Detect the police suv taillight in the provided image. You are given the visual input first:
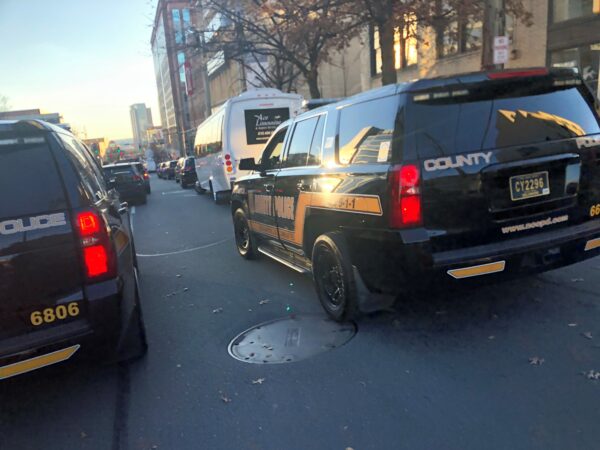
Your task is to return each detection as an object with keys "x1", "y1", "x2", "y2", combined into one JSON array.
[
  {"x1": 74, "y1": 210, "x2": 117, "y2": 282},
  {"x1": 389, "y1": 164, "x2": 422, "y2": 228}
]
